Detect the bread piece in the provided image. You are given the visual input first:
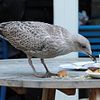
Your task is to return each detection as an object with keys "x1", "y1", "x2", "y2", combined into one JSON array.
[
  {"x1": 94, "y1": 69, "x2": 100, "y2": 73},
  {"x1": 57, "y1": 70, "x2": 68, "y2": 77},
  {"x1": 87, "y1": 67, "x2": 100, "y2": 73}
]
